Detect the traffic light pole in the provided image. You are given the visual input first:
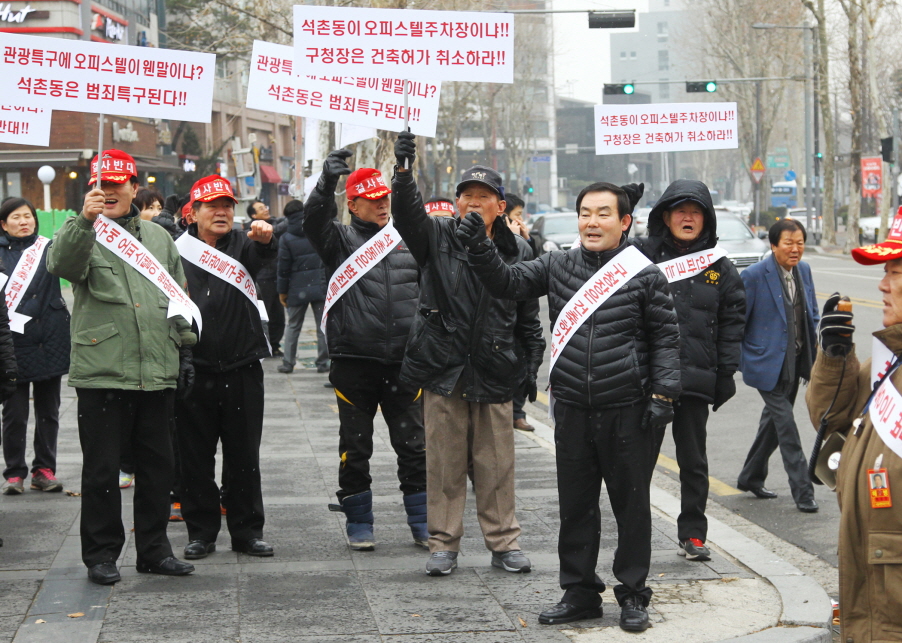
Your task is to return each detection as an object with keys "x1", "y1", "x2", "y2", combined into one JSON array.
[{"x1": 804, "y1": 25, "x2": 815, "y2": 236}]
